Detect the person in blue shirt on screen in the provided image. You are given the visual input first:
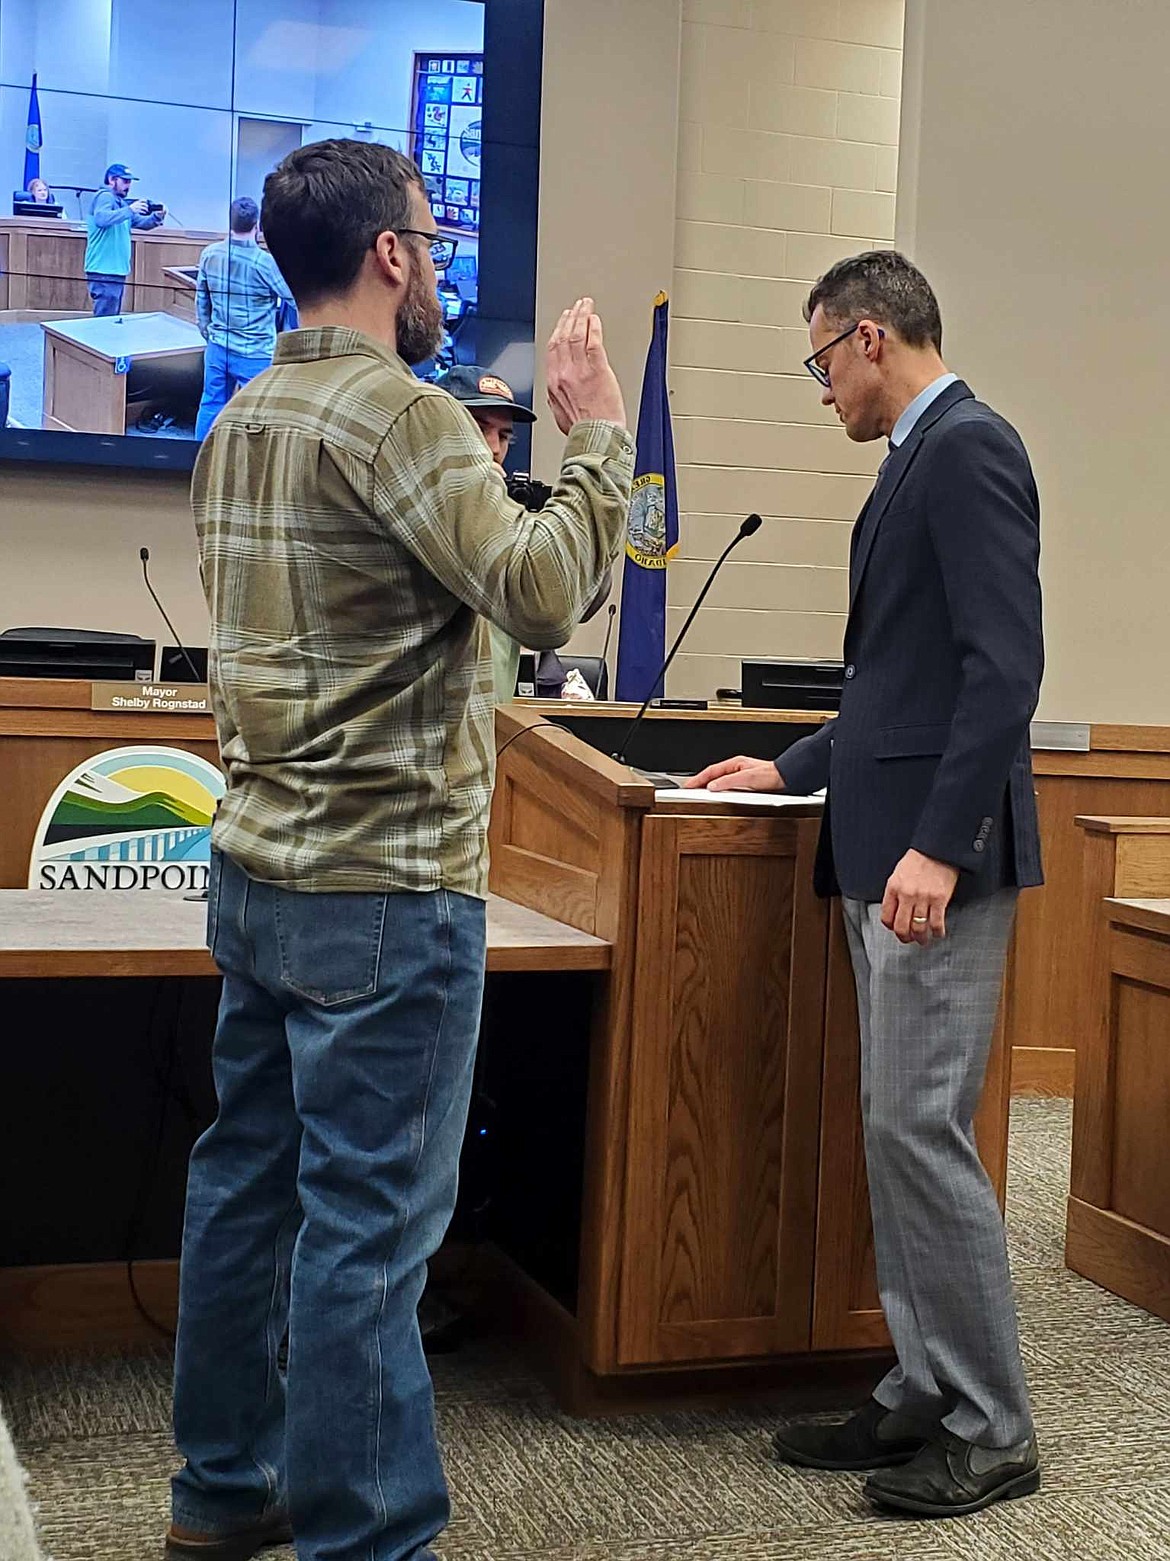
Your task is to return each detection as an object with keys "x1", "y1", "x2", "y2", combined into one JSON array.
[
  {"x1": 194, "y1": 196, "x2": 295, "y2": 441},
  {"x1": 84, "y1": 163, "x2": 166, "y2": 316}
]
